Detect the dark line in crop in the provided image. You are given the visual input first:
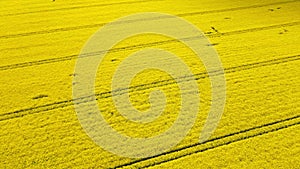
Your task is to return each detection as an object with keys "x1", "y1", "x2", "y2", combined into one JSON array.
[
  {"x1": 0, "y1": 23, "x2": 105, "y2": 39},
  {"x1": 210, "y1": 21, "x2": 300, "y2": 38},
  {"x1": 177, "y1": 0, "x2": 298, "y2": 17},
  {"x1": 142, "y1": 122, "x2": 300, "y2": 168},
  {"x1": 0, "y1": 21, "x2": 299, "y2": 72},
  {"x1": 96, "y1": 54, "x2": 300, "y2": 98},
  {"x1": 0, "y1": 0, "x2": 161, "y2": 17},
  {"x1": 0, "y1": 54, "x2": 299, "y2": 121},
  {"x1": 0, "y1": 1, "x2": 298, "y2": 39},
  {"x1": 111, "y1": 115, "x2": 300, "y2": 168}
]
